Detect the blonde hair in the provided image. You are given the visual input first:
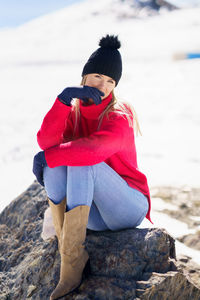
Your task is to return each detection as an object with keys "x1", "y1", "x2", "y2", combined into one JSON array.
[{"x1": 71, "y1": 75, "x2": 142, "y2": 137}]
